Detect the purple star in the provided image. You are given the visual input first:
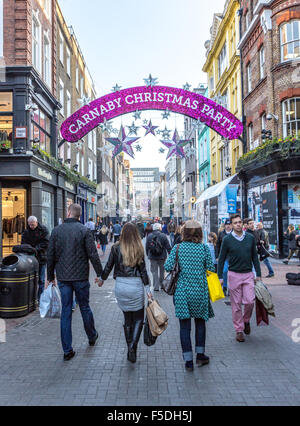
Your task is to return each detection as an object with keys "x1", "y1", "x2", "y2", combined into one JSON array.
[
  {"x1": 106, "y1": 125, "x2": 140, "y2": 159},
  {"x1": 143, "y1": 120, "x2": 159, "y2": 136},
  {"x1": 160, "y1": 130, "x2": 190, "y2": 159}
]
